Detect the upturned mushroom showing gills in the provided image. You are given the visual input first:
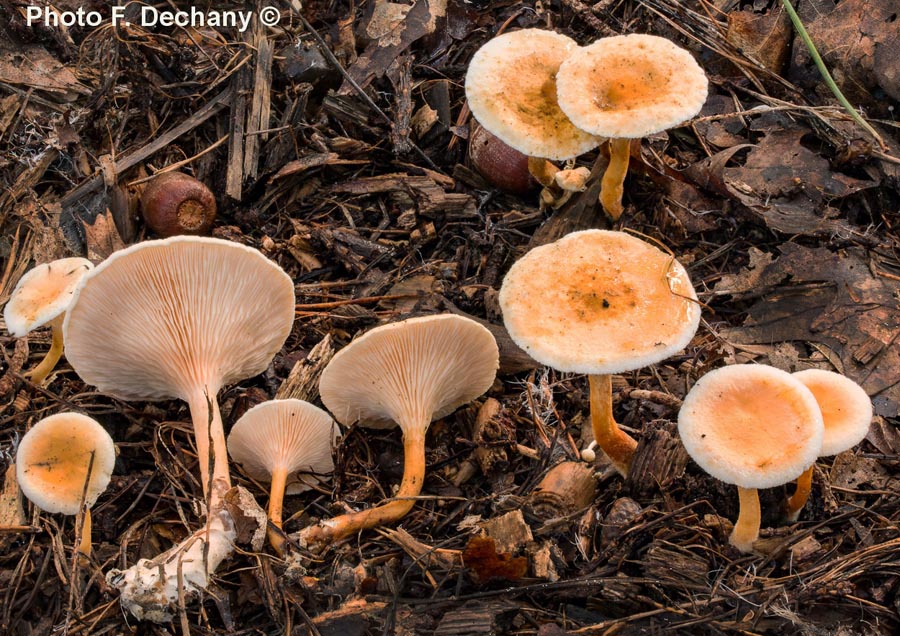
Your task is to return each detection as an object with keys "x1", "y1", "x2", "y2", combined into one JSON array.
[
  {"x1": 556, "y1": 34, "x2": 708, "y2": 220},
  {"x1": 227, "y1": 399, "x2": 340, "y2": 555},
  {"x1": 3, "y1": 257, "x2": 93, "y2": 385},
  {"x1": 302, "y1": 314, "x2": 499, "y2": 549},
  {"x1": 63, "y1": 236, "x2": 295, "y2": 621},
  {"x1": 16, "y1": 412, "x2": 115, "y2": 558},
  {"x1": 784, "y1": 369, "x2": 872, "y2": 521},
  {"x1": 465, "y1": 29, "x2": 602, "y2": 188},
  {"x1": 499, "y1": 230, "x2": 700, "y2": 476},
  {"x1": 678, "y1": 365, "x2": 824, "y2": 553}
]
